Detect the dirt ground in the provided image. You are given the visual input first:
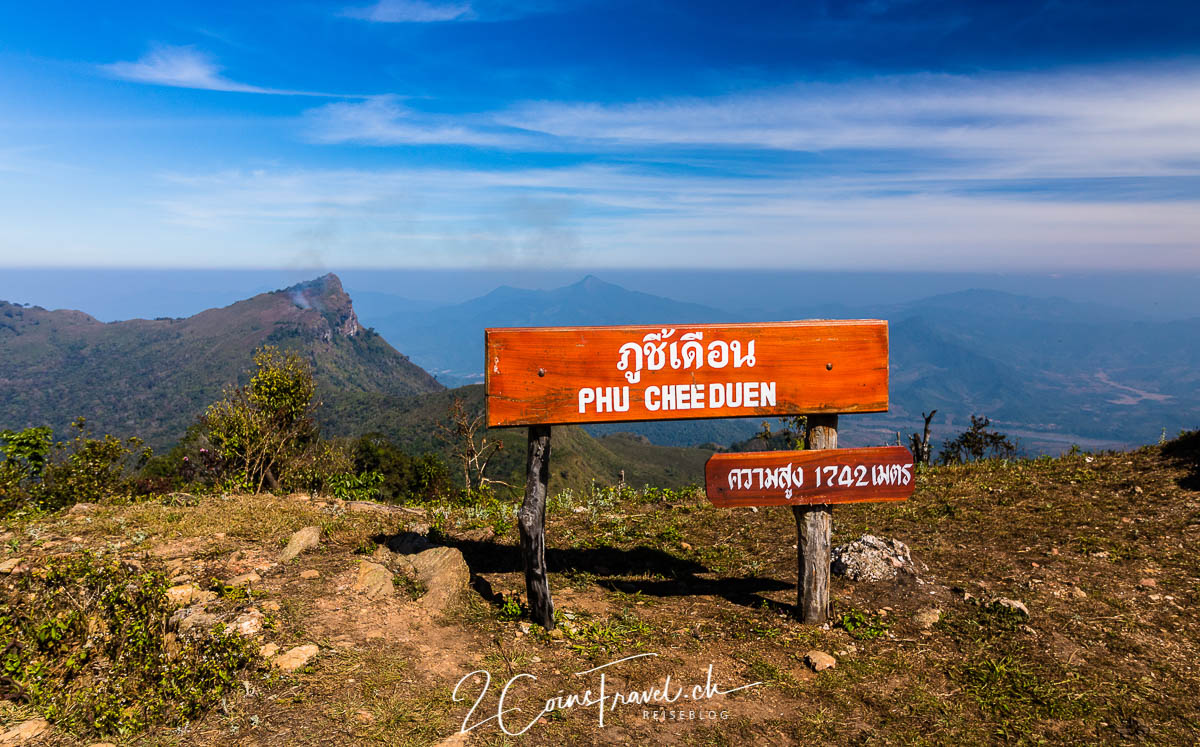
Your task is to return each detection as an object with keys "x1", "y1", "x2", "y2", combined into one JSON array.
[{"x1": 2, "y1": 434, "x2": 1199, "y2": 745}]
